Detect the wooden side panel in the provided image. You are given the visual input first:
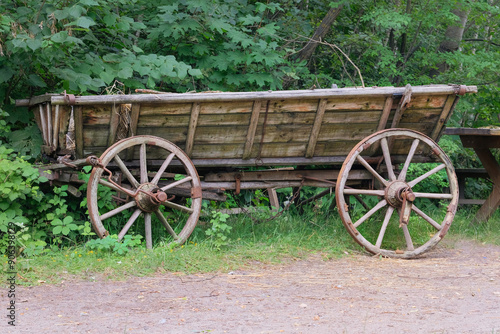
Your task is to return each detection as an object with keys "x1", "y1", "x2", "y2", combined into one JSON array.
[{"x1": 76, "y1": 92, "x2": 457, "y2": 161}]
